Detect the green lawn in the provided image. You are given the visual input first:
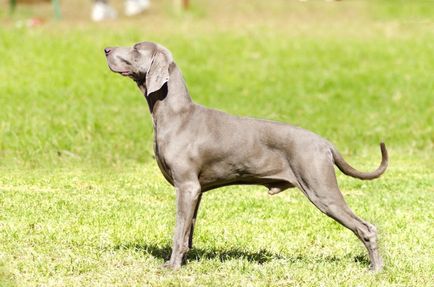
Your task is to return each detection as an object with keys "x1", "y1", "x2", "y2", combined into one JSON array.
[{"x1": 1, "y1": 1, "x2": 433, "y2": 286}]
